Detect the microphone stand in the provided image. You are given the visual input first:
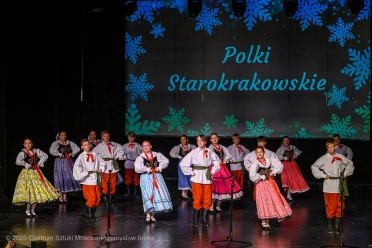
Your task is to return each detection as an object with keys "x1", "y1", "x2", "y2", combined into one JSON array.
[
  {"x1": 93, "y1": 170, "x2": 122, "y2": 247},
  {"x1": 320, "y1": 172, "x2": 360, "y2": 248},
  {"x1": 211, "y1": 173, "x2": 252, "y2": 247}
]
